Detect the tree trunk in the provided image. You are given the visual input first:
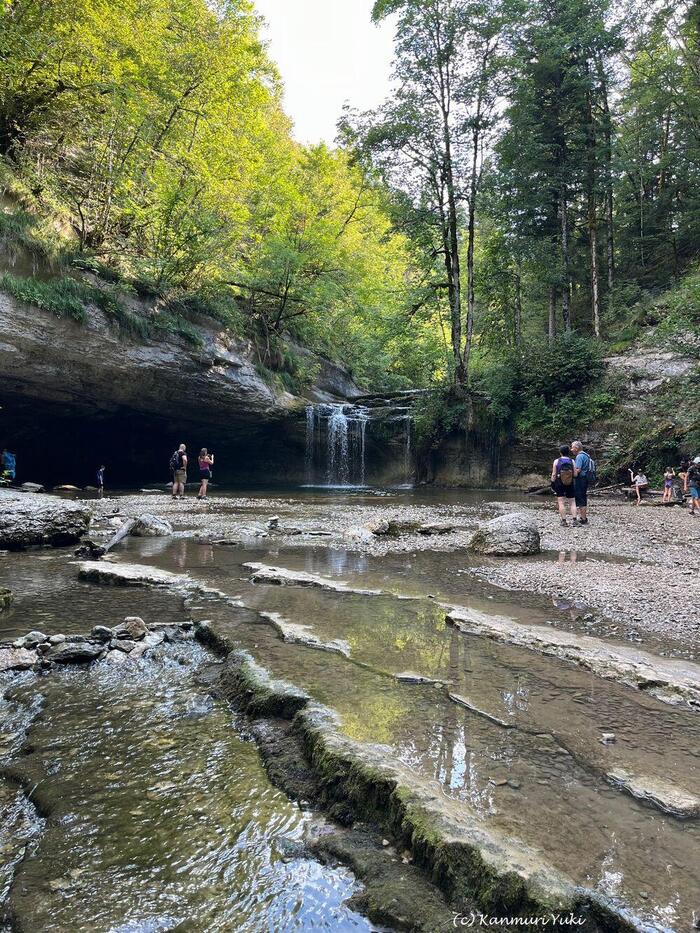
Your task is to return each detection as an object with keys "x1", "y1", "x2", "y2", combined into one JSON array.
[
  {"x1": 559, "y1": 188, "x2": 571, "y2": 331},
  {"x1": 548, "y1": 286, "x2": 557, "y2": 343},
  {"x1": 586, "y1": 78, "x2": 601, "y2": 338},
  {"x1": 596, "y1": 57, "x2": 615, "y2": 297}
]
